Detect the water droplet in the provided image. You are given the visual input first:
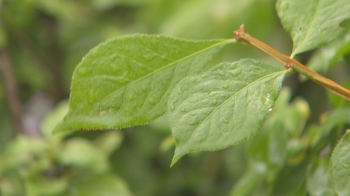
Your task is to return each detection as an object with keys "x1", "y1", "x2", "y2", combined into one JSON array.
[
  {"x1": 201, "y1": 74, "x2": 209, "y2": 79},
  {"x1": 223, "y1": 84, "x2": 229, "y2": 89},
  {"x1": 230, "y1": 69, "x2": 242, "y2": 77},
  {"x1": 188, "y1": 116, "x2": 199, "y2": 125},
  {"x1": 262, "y1": 94, "x2": 272, "y2": 104},
  {"x1": 169, "y1": 102, "x2": 175, "y2": 111},
  {"x1": 216, "y1": 69, "x2": 225, "y2": 77},
  {"x1": 230, "y1": 63, "x2": 237, "y2": 69},
  {"x1": 77, "y1": 67, "x2": 90, "y2": 76},
  {"x1": 89, "y1": 49, "x2": 99, "y2": 58},
  {"x1": 262, "y1": 94, "x2": 274, "y2": 110},
  {"x1": 223, "y1": 119, "x2": 229, "y2": 124},
  {"x1": 149, "y1": 98, "x2": 156, "y2": 105},
  {"x1": 191, "y1": 78, "x2": 198, "y2": 84},
  {"x1": 181, "y1": 108, "x2": 186, "y2": 112},
  {"x1": 212, "y1": 98, "x2": 217, "y2": 105},
  {"x1": 111, "y1": 66, "x2": 119, "y2": 73}
]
